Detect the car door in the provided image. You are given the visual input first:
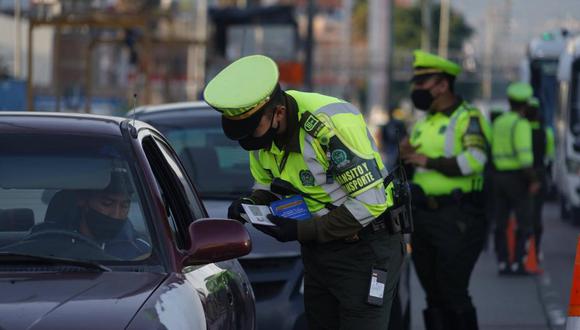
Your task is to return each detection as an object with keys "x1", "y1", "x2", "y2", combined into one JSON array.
[{"x1": 141, "y1": 131, "x2": 254, "y2": 329}]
